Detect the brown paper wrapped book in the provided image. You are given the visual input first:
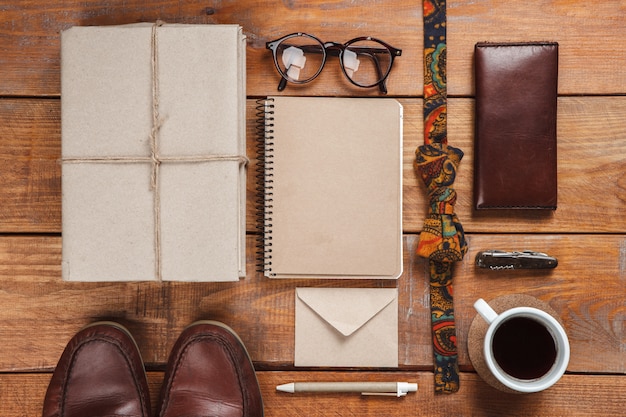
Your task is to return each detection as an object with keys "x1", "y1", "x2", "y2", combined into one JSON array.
[{"x1": 61, "y1": 23, "x2": 247, "y2": 282}]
